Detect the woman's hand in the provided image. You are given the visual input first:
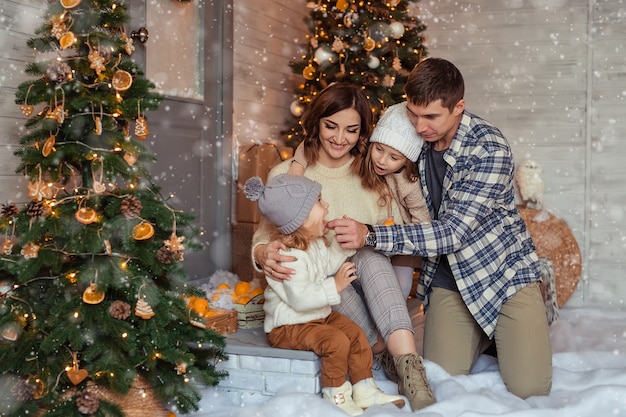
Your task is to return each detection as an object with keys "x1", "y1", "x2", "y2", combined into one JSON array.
[
  {"x1": 334, "y1": 261, "x2": 357, "y2": 292},
  {"x1": 254, "y1": 241, "x2": 296, "y2": 281}
]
